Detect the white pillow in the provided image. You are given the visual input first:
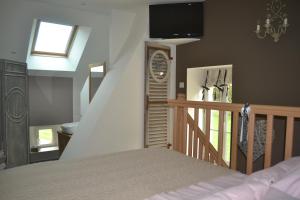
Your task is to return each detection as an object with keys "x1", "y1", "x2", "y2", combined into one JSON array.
[
  {"x1": 271, "y1": 167, "x2": 300, "y2": 198},
  {"x1": 246, "y1": 157, "x2": 300, "y2": 185},
  {"x1": 202, "y1": 181, "x2": 269, "y2": 200}
]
